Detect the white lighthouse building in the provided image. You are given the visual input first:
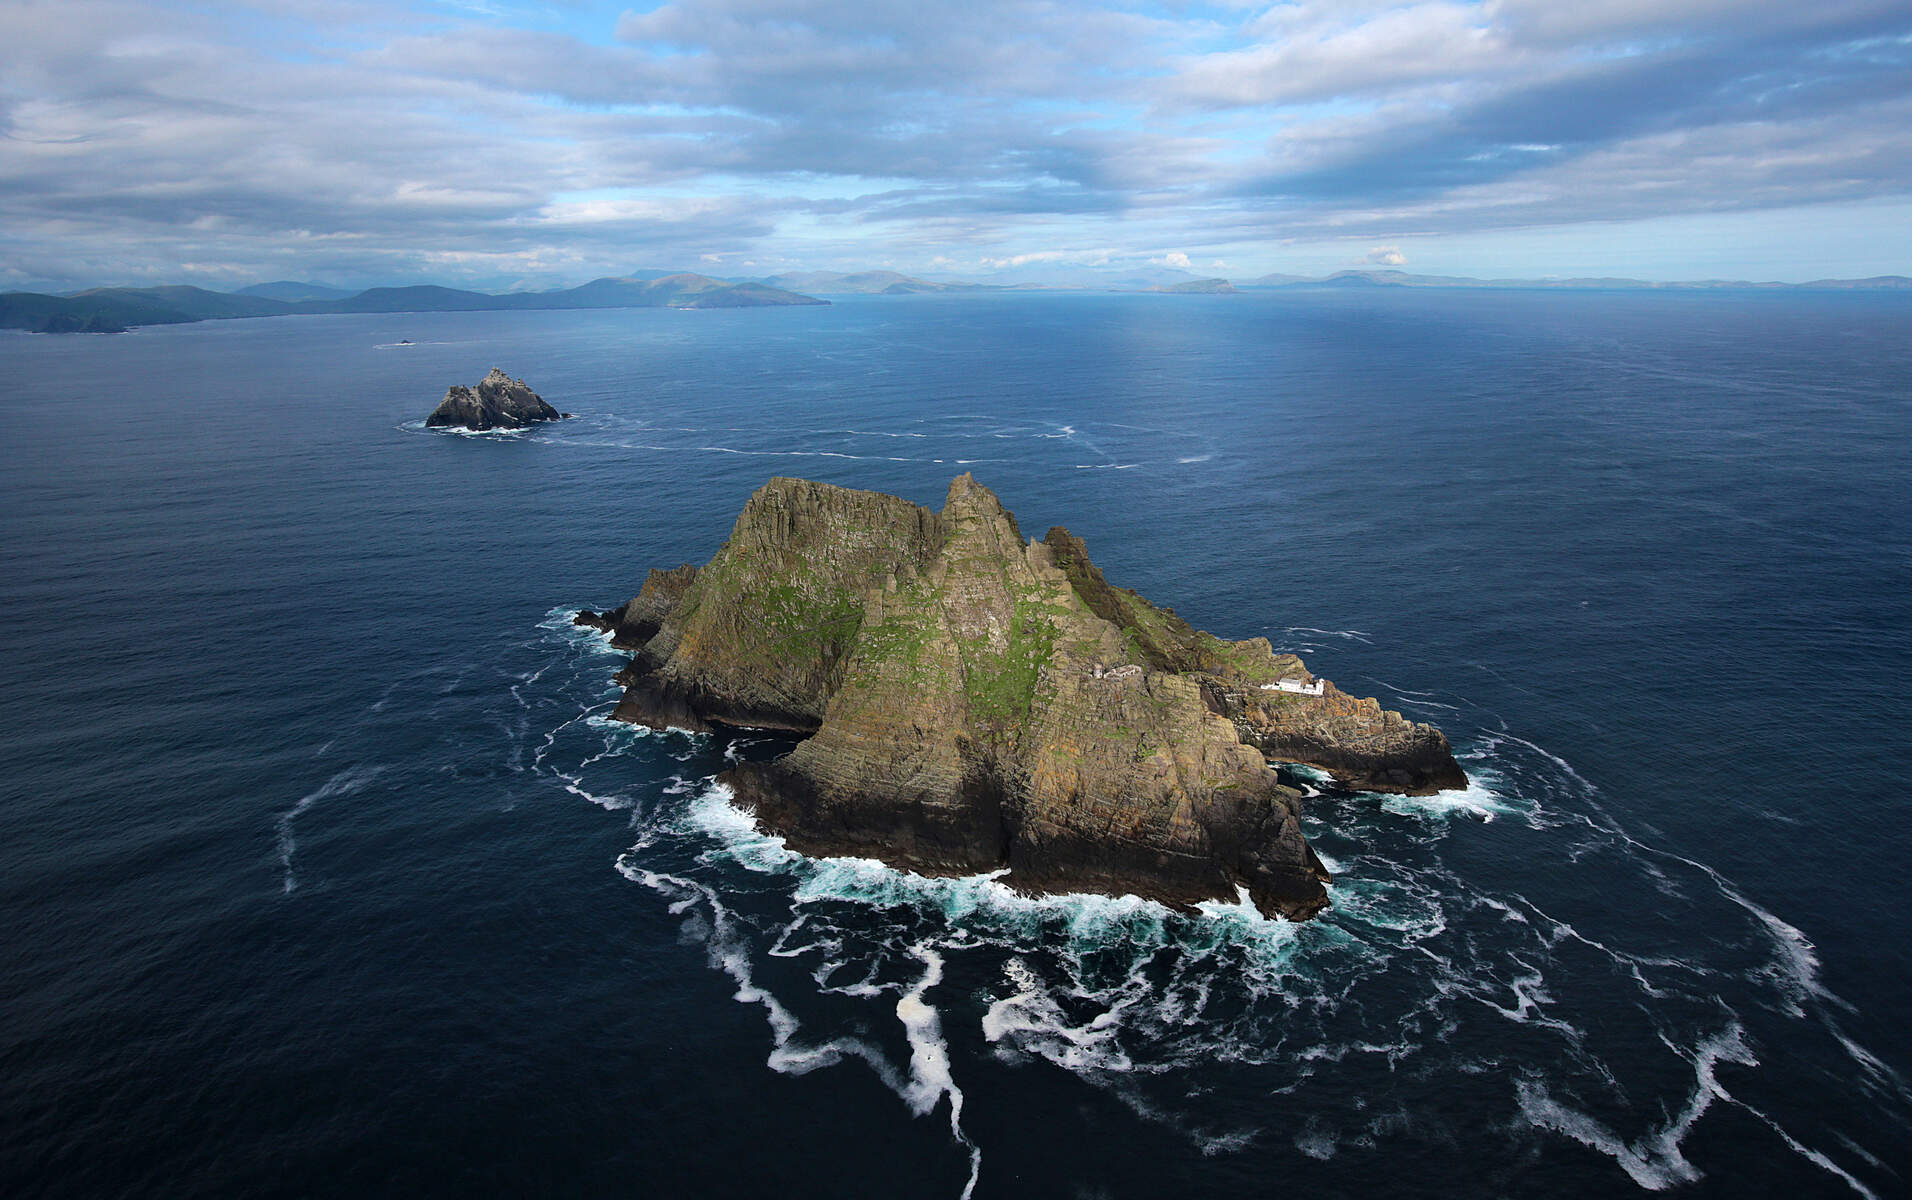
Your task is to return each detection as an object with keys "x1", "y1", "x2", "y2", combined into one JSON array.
[{"x1": 1265, "y1": 676, "x2": 1326, "y2": 696}]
